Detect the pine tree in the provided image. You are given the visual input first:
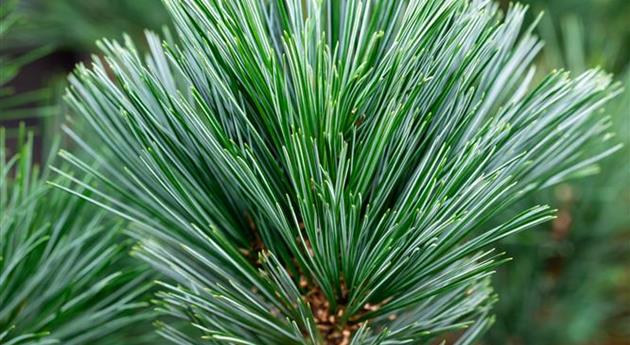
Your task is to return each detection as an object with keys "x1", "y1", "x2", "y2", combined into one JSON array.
[{"x1": 47, "y1": 0, "x2": 621, "y2": 344}]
